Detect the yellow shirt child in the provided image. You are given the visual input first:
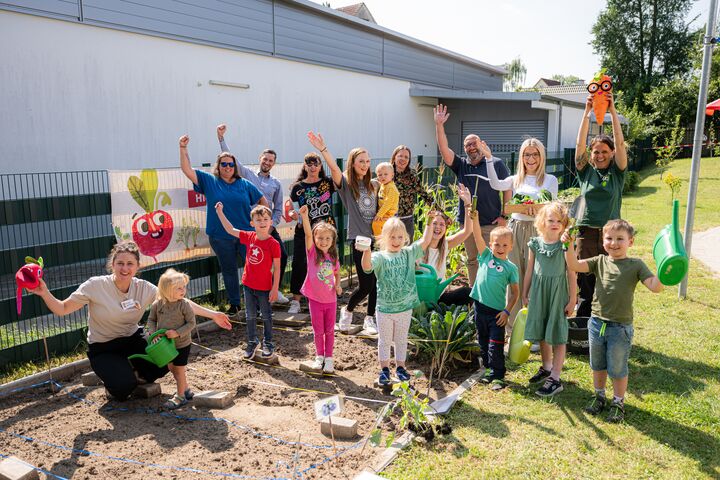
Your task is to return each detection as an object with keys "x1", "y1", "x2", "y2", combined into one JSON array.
[{"x1": 372, "y1": 162, "x2": 400, "y2": 236}]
